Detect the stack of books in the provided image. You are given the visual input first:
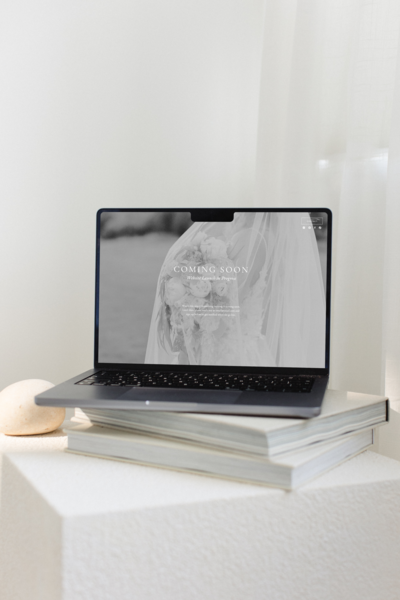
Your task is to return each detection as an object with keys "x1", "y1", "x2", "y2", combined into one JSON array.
[{"x1": 65, "y1": 390, "x2": 388, "y2": 490}]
